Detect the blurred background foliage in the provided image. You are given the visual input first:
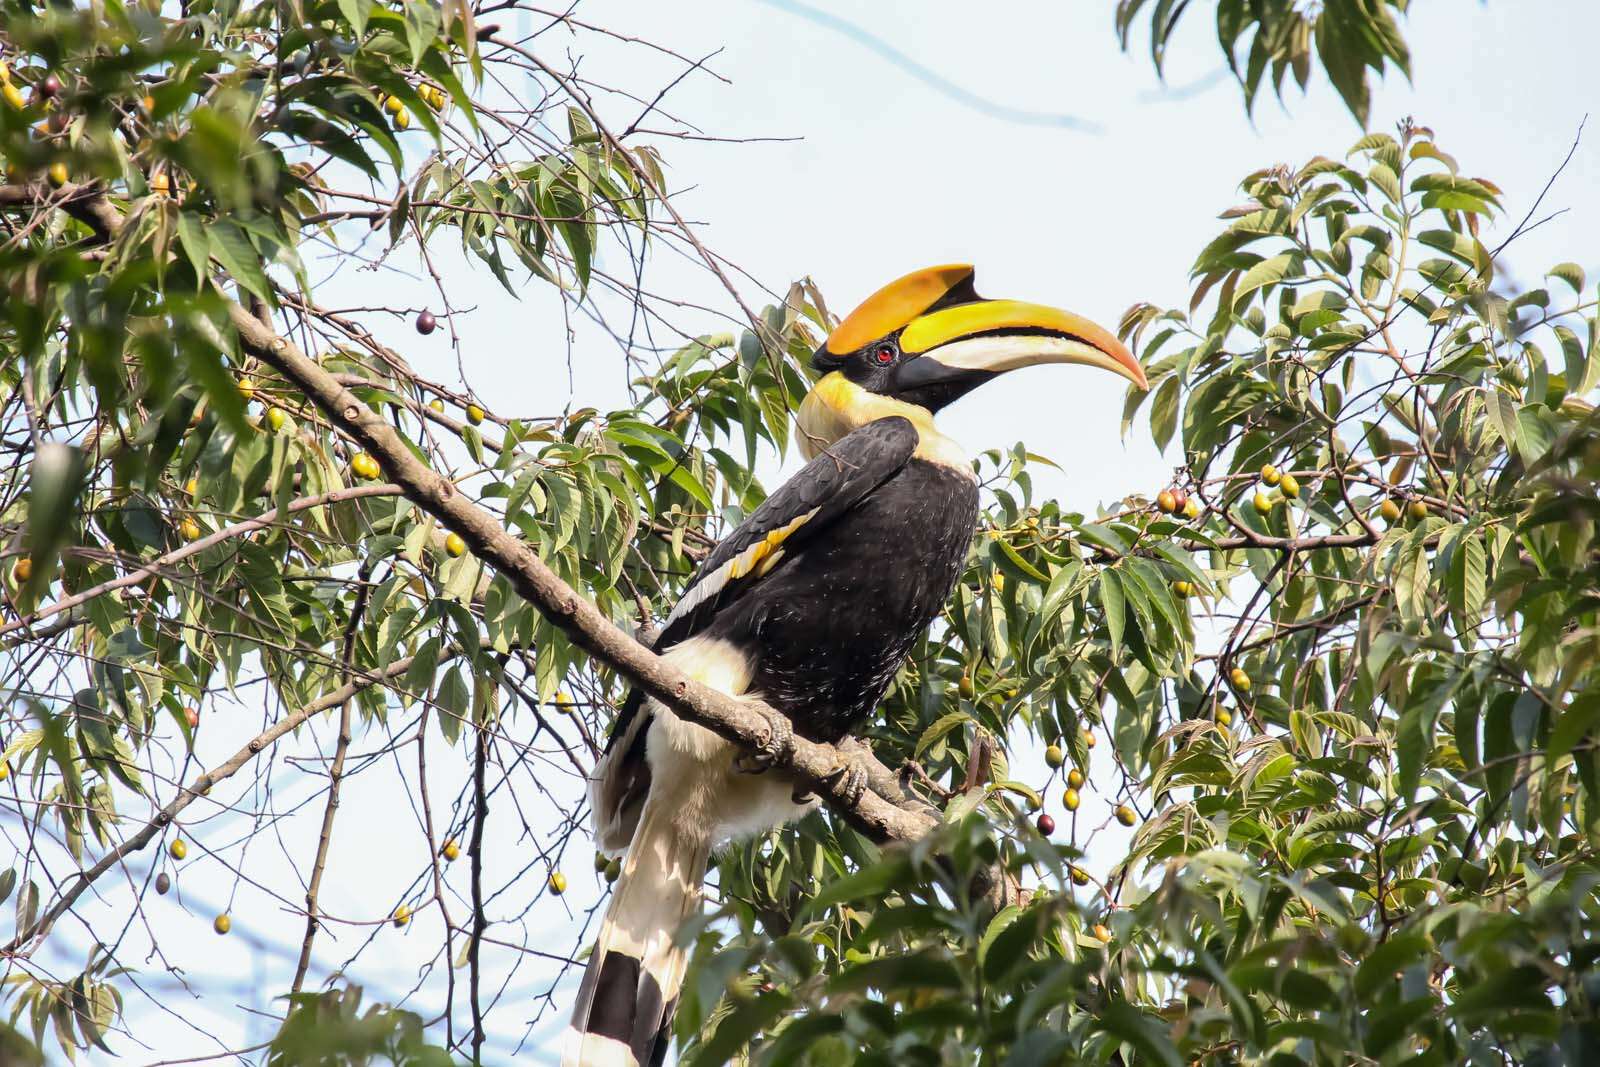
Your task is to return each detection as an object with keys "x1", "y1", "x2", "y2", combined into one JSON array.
[
  {"x1": 1, "y1": 0, "x2": 1597, "y2": 1064},
  {"x1": 1115, "y1": 0, "x2": 1415, "y2": 127}
]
